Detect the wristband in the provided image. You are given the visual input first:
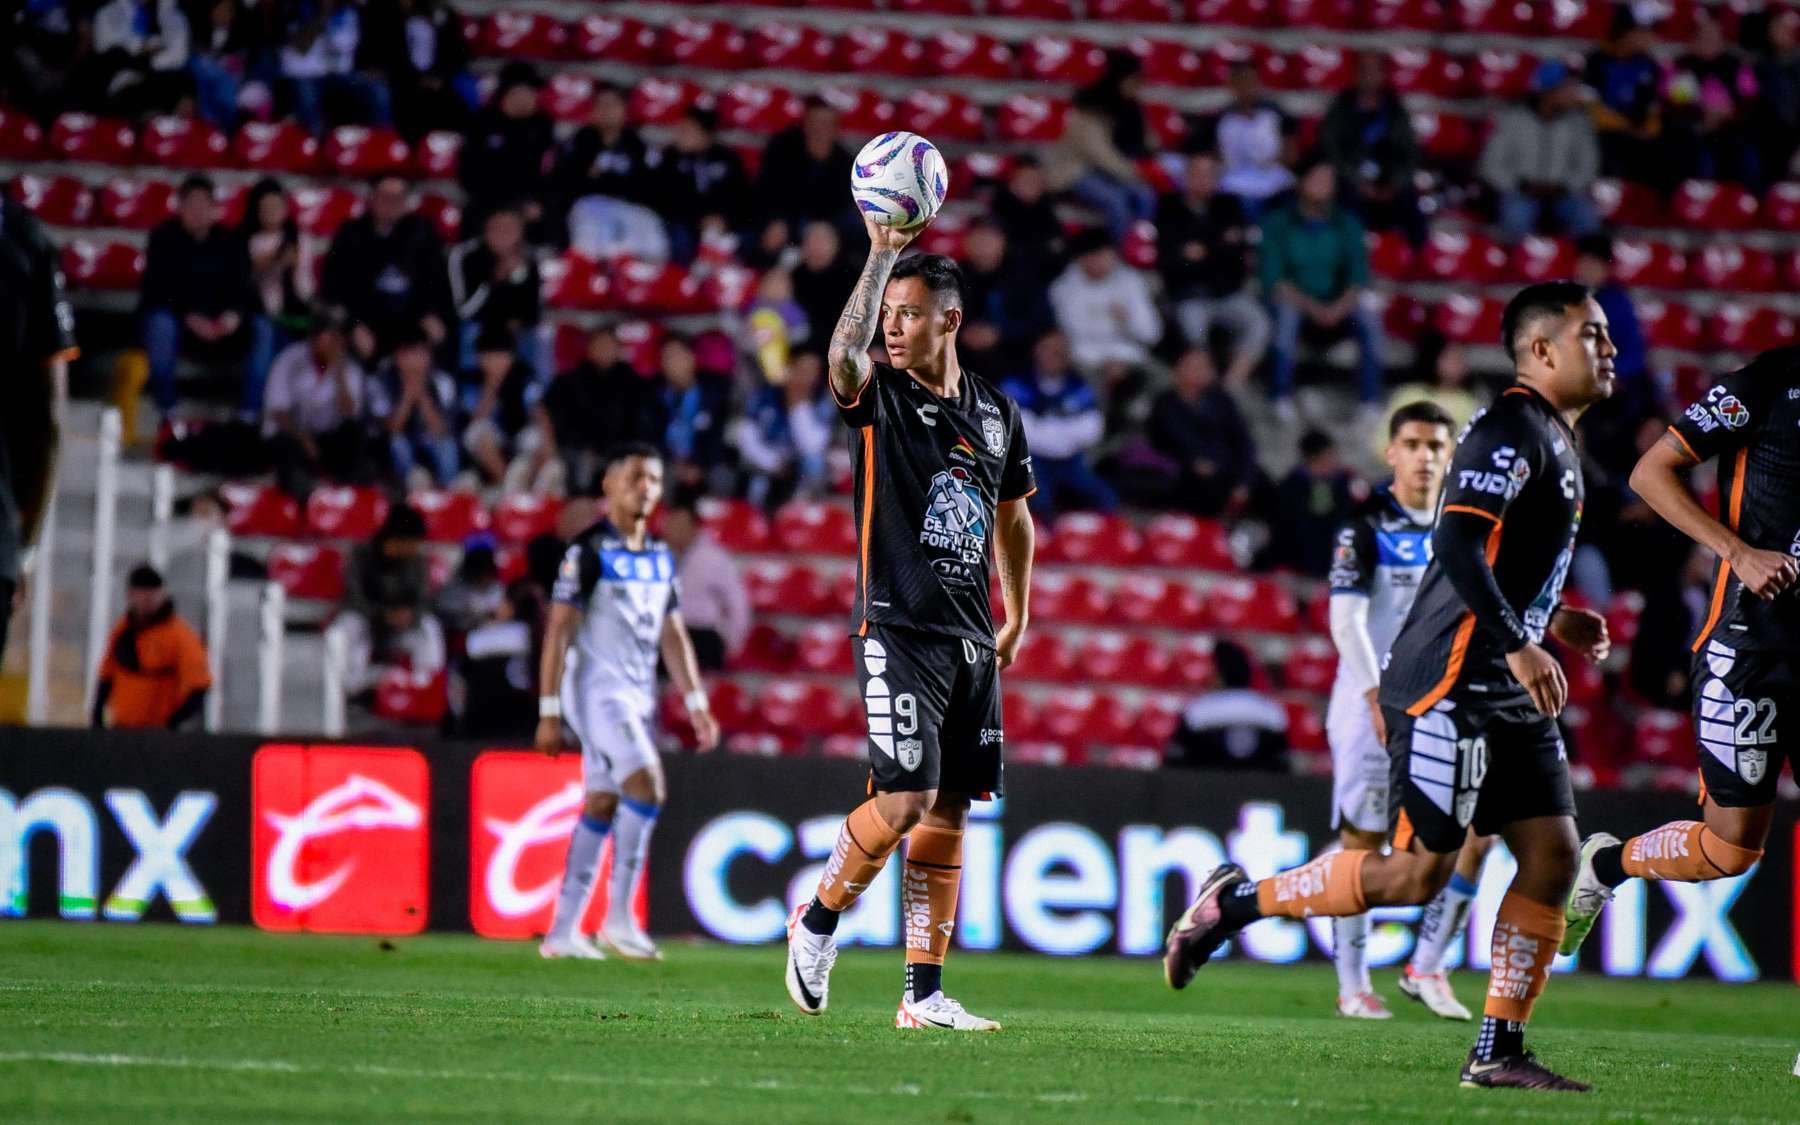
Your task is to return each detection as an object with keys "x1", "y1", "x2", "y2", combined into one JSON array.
[
  {"x1": 684, "y1": 689, "x2": 709, "y2": 714},
  {"x1": 538, "y1": 696, "x2": 561, "y2": 719}
]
